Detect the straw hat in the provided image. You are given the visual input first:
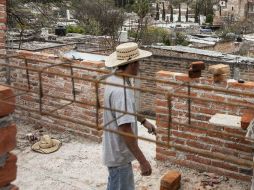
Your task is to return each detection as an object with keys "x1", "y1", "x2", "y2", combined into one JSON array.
[
  {"x1": 105, "y1": 42, "x2": 152, "y2": 68},
  {"x1": 31, "y1": 135, "x2": 61, "y2": 154}
]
